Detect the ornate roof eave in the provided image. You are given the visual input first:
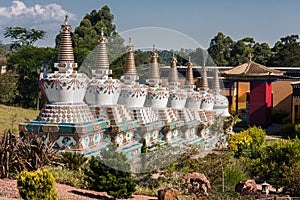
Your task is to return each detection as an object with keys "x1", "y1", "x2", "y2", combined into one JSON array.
[
  {"x1": 221, "y1": 61, "x2": 284, "y2": 77},
  {"x1": 222, "y1": 73, "x2": 283, "y2": 77},
  {"x1": 223, "y1": 76, "x2": 281, "y2": 82}
]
